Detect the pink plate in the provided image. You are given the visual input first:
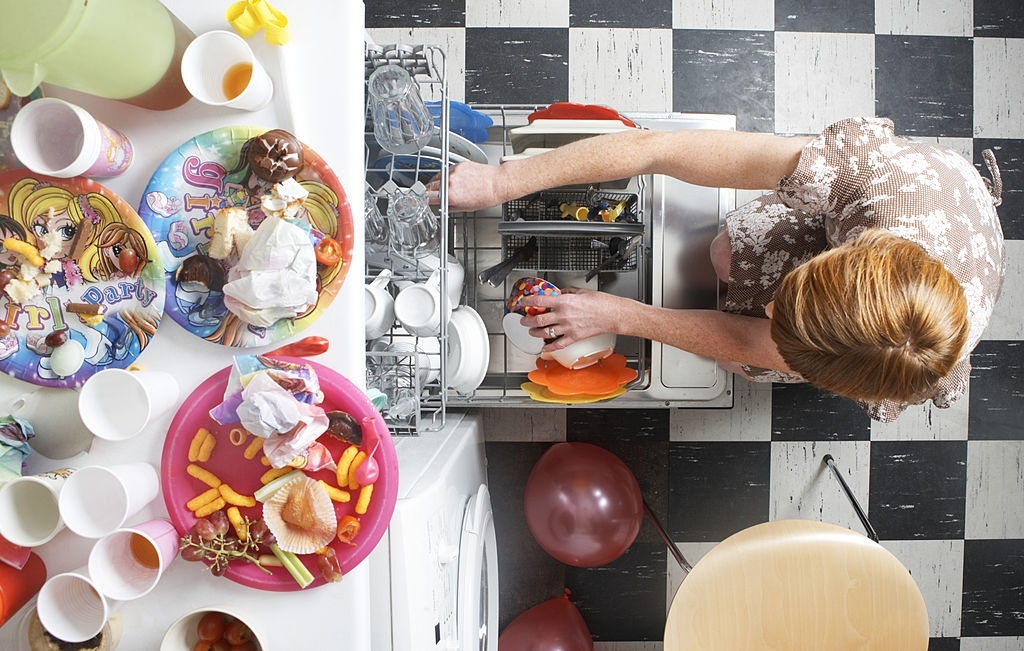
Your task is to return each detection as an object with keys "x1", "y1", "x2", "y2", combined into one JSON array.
[{"x1": 160, "y1": 357, "x2": 397, "y2": 591}]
